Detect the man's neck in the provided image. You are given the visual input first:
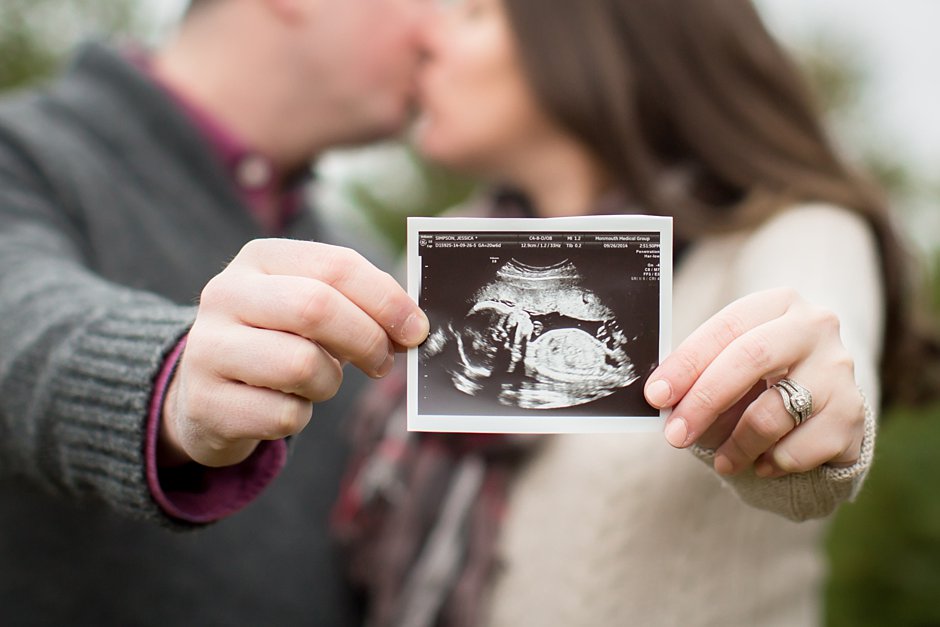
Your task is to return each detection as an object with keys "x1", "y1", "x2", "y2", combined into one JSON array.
[{"x1": 152, "y1": 11, "x2": 317, "y2": 170}]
